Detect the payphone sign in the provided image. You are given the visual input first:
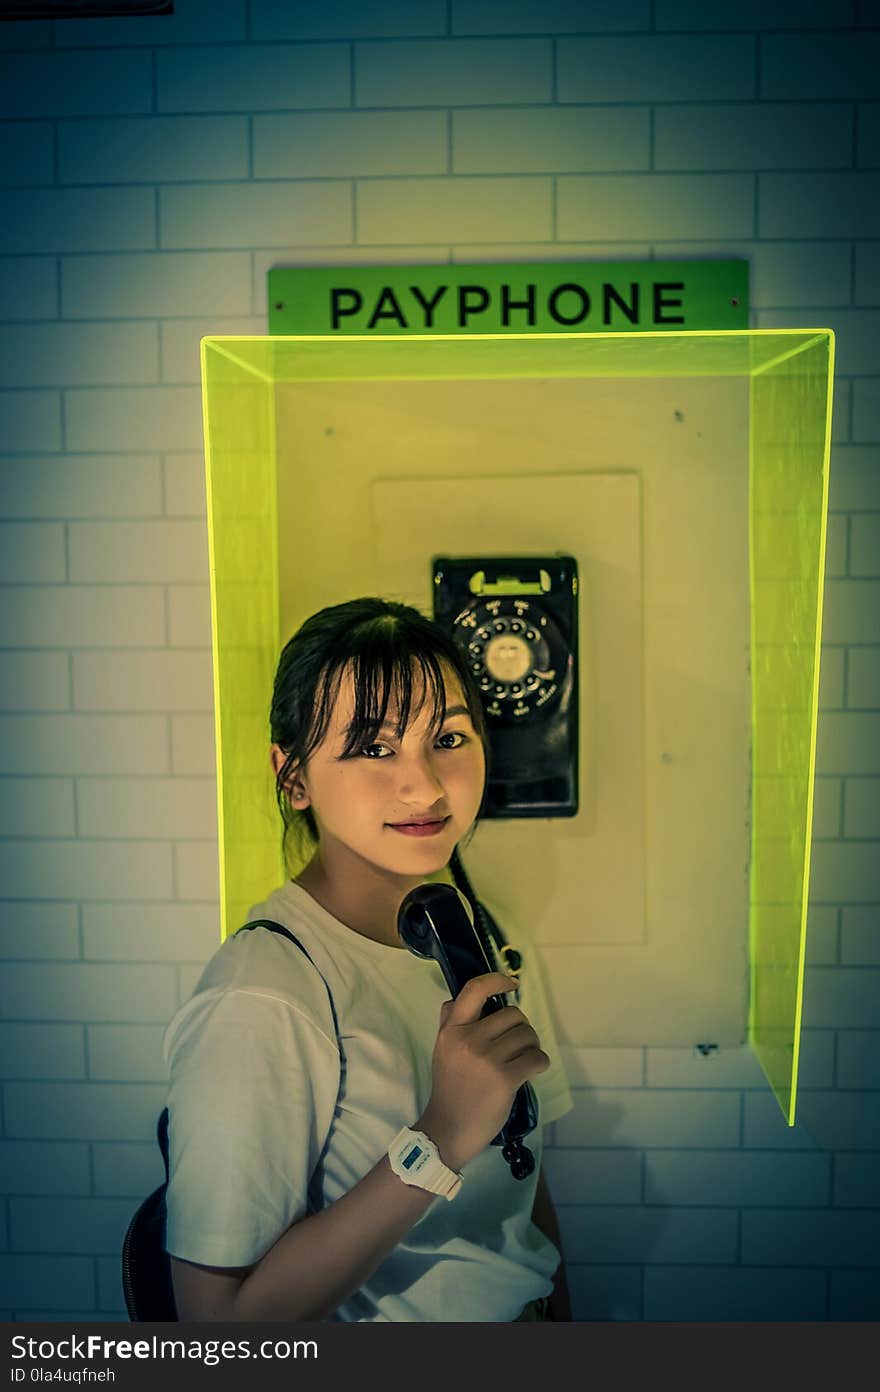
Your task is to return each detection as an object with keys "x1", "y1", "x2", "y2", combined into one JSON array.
[{"x1": 268, "y1": 260, "x2": 748, "y2": 336}]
